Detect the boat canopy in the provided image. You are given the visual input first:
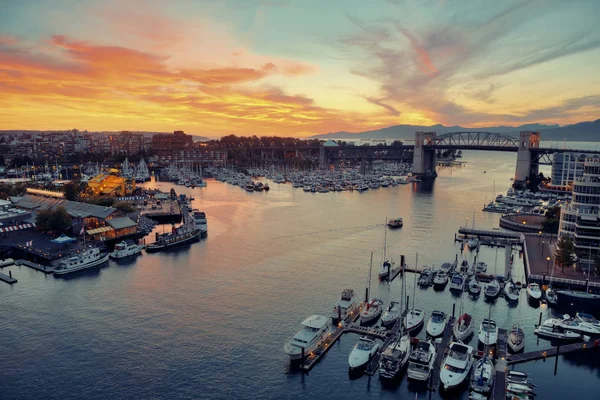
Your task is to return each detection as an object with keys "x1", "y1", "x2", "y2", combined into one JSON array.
[{"x1": 301, "y1": 315, "x2": 328, "y2": 329}]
